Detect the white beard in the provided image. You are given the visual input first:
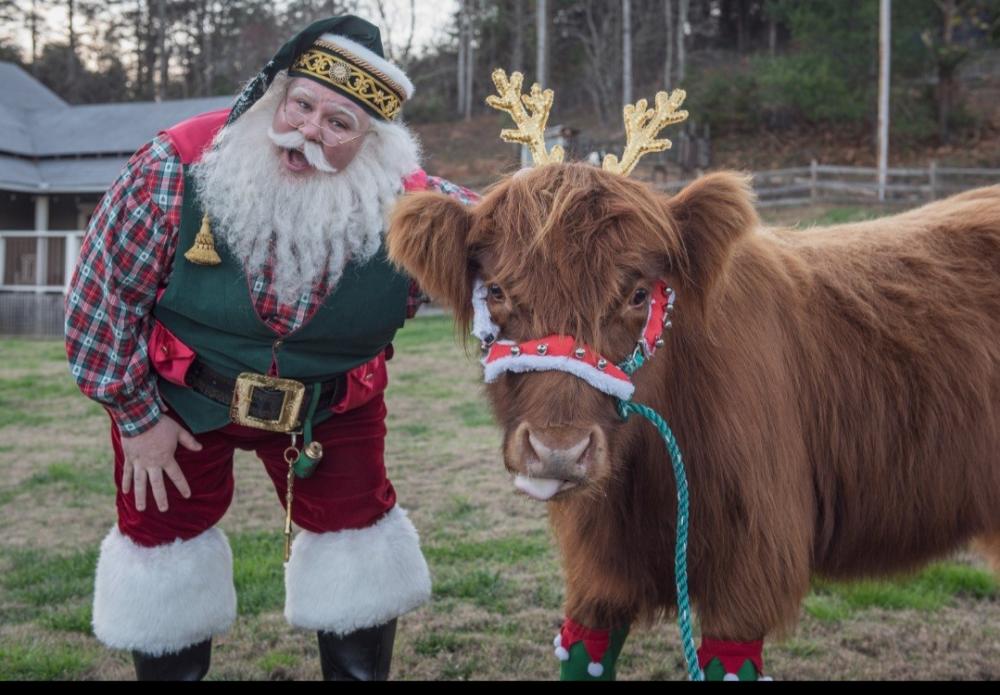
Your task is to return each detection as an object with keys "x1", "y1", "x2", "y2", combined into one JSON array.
[{"x1": 192, "y1": 74, "x2": 422, "y2": 305}]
